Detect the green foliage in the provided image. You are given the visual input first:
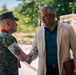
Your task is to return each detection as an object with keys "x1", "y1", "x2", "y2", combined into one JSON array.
[
  {"x1": 52, "y1": 0, "x2": 76, "y2": 20},
  {"x1": 12, "y1": 10, "x2": 37, "y2": 33},
  {"x1": 17, "y1": 24, "x2": 37, "y2": 33}
]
